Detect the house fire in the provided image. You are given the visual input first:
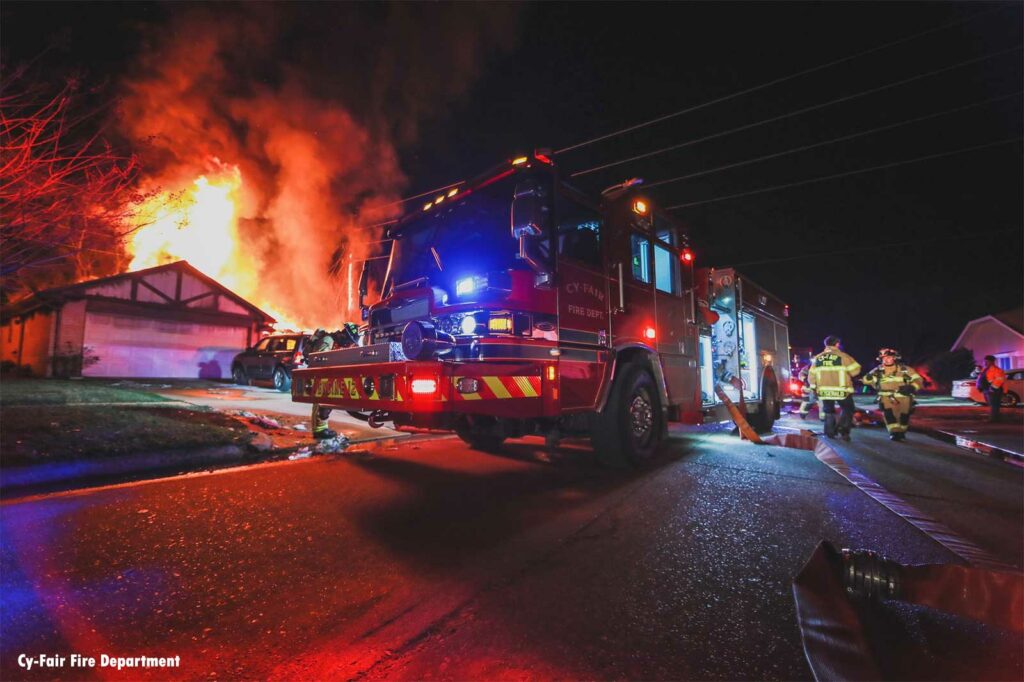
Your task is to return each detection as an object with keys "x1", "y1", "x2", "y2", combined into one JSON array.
[{"x1": 0, "y1": 261, "x2": 274, "y2": 378}]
